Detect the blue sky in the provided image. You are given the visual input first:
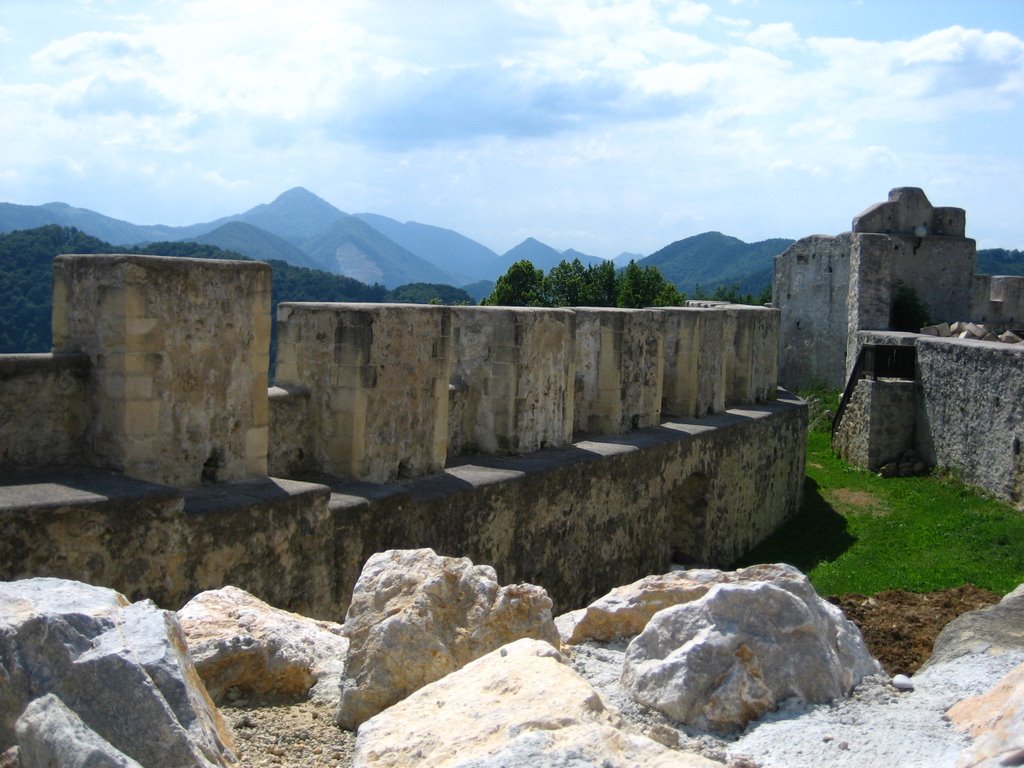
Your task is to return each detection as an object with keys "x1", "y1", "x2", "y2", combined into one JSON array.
[{"x1": 2, "y1": 0, "x2": 1023, "y2": 258}]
